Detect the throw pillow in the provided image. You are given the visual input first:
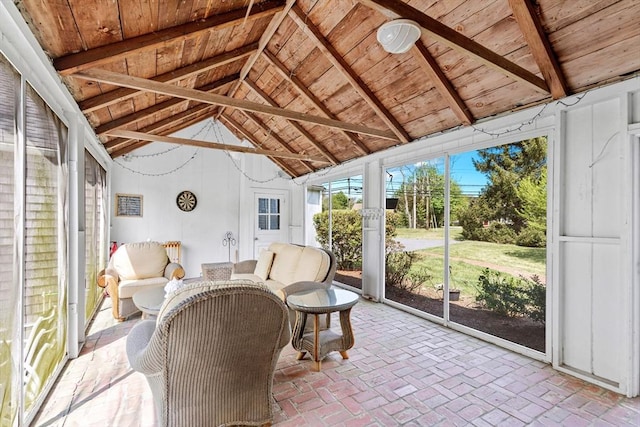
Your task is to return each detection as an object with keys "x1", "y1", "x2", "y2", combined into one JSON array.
[{"x1": 254, "y1": 250, "x2": 274, "y2": 280}]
